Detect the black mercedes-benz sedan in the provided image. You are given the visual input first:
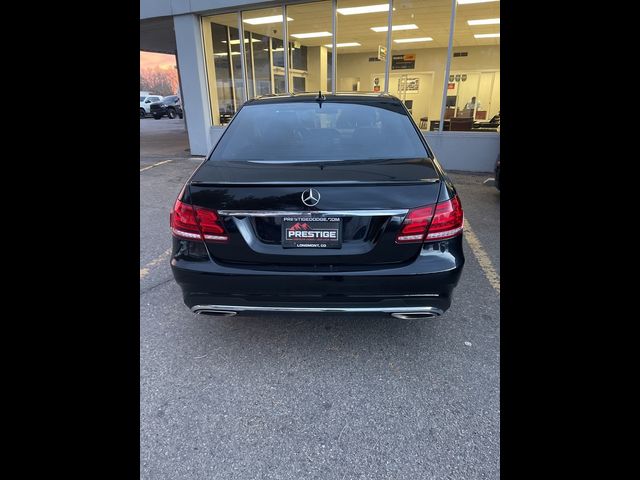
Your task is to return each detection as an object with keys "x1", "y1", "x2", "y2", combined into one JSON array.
[{"x1": 170, "y1": 93, "x2": 464, "y2": 319}]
